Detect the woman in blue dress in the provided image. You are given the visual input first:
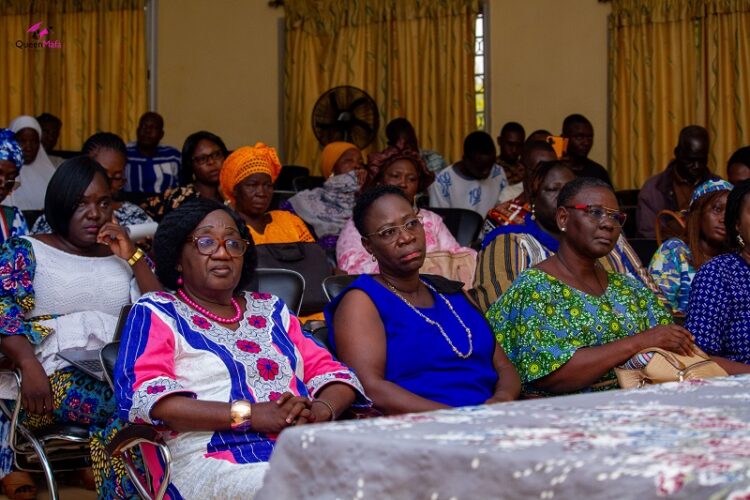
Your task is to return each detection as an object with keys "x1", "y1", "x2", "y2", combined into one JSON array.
[{"x1": 326, "y1": 185, "x2": 520, "y2": 414}]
